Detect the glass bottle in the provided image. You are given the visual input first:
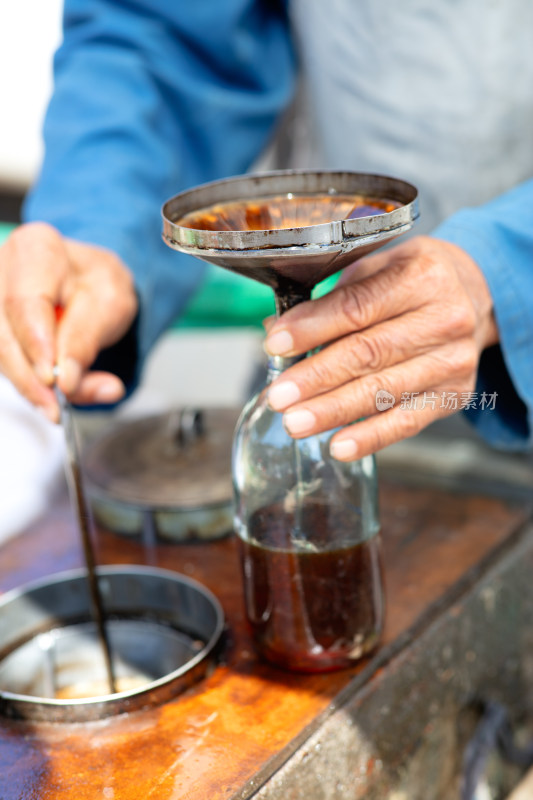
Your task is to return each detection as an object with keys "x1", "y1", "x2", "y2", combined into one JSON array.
[{"x1": 233, "y1": 354, "x2": 385, "y2": 673}]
